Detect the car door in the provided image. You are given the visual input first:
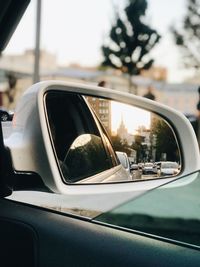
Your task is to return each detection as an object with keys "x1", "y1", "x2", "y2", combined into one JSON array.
[{"x1": 1, "y1": 180, "x2": 200, "y2": 267}]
